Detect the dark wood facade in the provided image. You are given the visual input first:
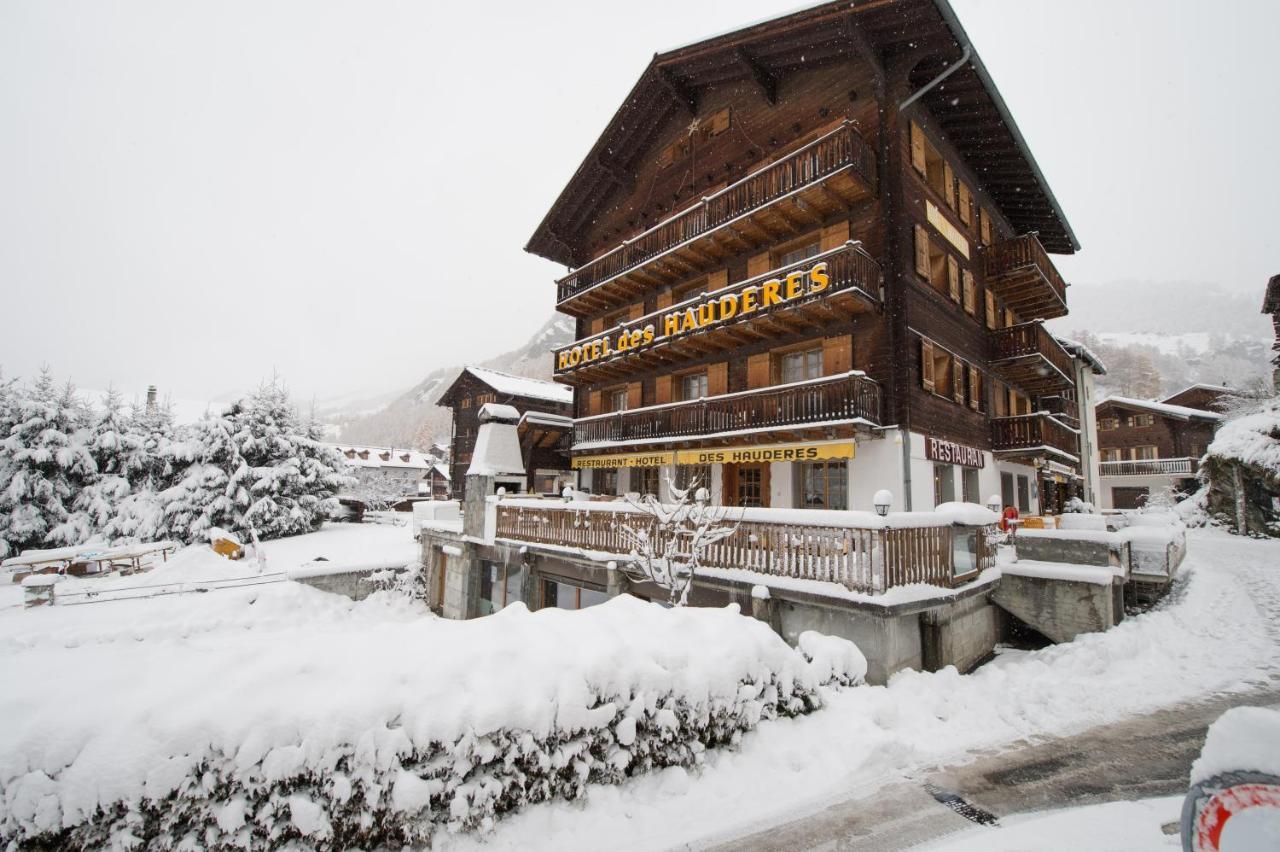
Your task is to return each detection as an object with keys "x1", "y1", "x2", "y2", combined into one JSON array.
[
  {"x1": 1096, "y1": 398, "x2": 1221, "y2": 505},
  {"x1": 437, "y1": 369, "x2": 574, "y2": 498},
  {"x1": 527, "y1": 0, "x2": 1086, "y2": 506}
]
